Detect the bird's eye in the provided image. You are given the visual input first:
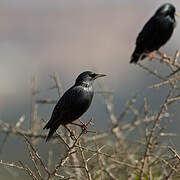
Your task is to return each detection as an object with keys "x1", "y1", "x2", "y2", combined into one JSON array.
[{"x1": 90, "y1": 73, "x2": 96, "y2": 78}]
